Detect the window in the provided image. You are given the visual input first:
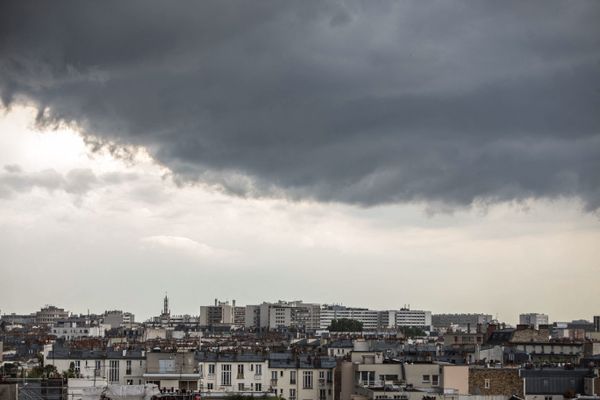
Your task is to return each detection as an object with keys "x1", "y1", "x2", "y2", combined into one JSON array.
[
  {"x1": 272, "y1": 371, "x2": 278, "y2": 381},
  {"x1": 289, "y1": 388, "x2": 296, "y2": 400},
  {"x1": 238, "y1": 383, "x2": 245, "y2": 391},
  {"x1": 250, "y1": 364, "x2": 254, "y2": 371},
  {"x1": 208, "y1": 364, "x2": 215, "y2": 375},
  {"x1": 319, "y1": 370, "x2": 325, "y2": 379},
  {"x1": 303, "y1": 371, "x2": 313, "y2": 389},
  {"x1": 207, "y1": 383, "x2": 213, "y2": 390},
  {"x1": 126, "y1": 360, "x2": 132, "y2": 375},
  {"x1": 95, "y1": 360, "x2": 101, "y2": 375},
  {"x1": 159, "y1": 359, "x2": 175, "y2": 373},
  {"x1": 280, "y1": 371, "x2": 284, "y2": 377},
  {"x1": 255, "y1": 364, "x2": 262, "y2": 375},
  {"x1": 432, "y1": 375, "x2": 439, "y2": 386},
  {"x1": 255, "y1": 383, "x2": 262, "y2": 392},
  {"x1": 484, "y1": 379, "x2": 491, "y2": 389},
  {"x1": 422, "y1": 375, "x2": 430, "y2": 383},
  {"x1": 126, "y1": 379, "x2": 133, "y2": 385},
  {"x1": 290, "y1": 370, "x2": 297, "y2": 384},
  {"x1": 320, "y1": 389, "x2": 327, "y2": 400},
  {"x1": 327, "y1": 371, "x2": 333, "y2": 383},
  {"x1": 109, "y1": 360, "x2": 119, "y2": 383},
  {"x1": 237, "y1": 364, "x2": 244, "y2": 379},
  {"x1": 74, "y1": 361, "x2": 80, "y2": 375},
  {"x1": 360, "y1": 371, "x2": 375, "y2": 386},
  {"x1": 221, "y1": 364, "x2": 232, "y2": 386}
]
